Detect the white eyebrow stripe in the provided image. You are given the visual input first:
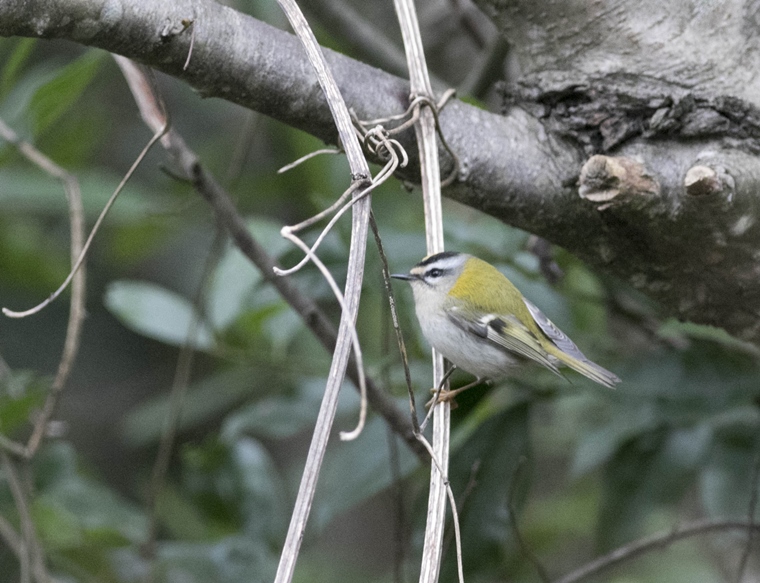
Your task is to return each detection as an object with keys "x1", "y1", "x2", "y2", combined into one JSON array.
[{"x1": 417, "y1": 255, "x2": 462, "y2": 272}]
